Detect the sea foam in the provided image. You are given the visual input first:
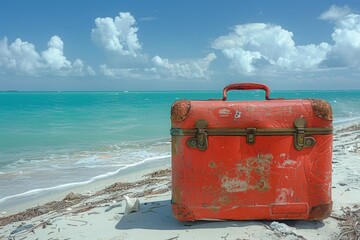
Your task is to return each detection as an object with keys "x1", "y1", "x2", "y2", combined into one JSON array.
[{"x1": 0, "y1": 154, "x2": 170, "y2": 205}]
